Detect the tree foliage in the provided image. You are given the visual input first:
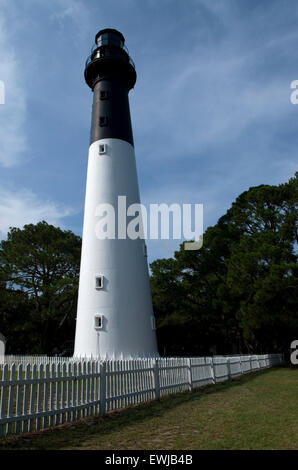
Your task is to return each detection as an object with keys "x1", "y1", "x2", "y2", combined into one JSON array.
[
  {"x1": 151, "y1": 173, "x2": 298, "y2": 355},
  {"x1": 0, "y1": 221, "x2": 81, "y2": 354}
]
